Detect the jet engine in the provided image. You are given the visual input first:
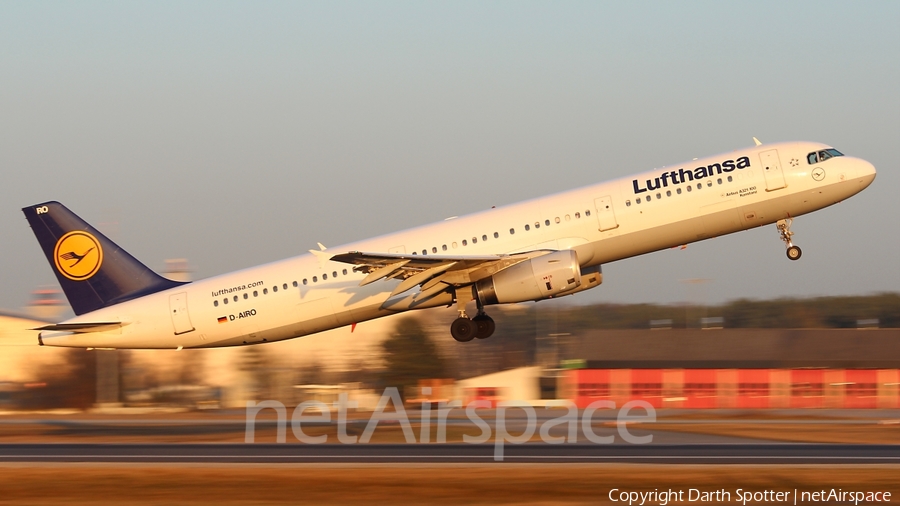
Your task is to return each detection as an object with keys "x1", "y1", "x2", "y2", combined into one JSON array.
[{"x1": 474, "y1": 250, "x2": 582, "y2": 305}]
